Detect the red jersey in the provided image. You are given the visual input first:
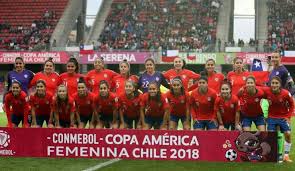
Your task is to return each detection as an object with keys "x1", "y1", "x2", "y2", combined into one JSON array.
[
  {"x1": 52, "y1": 97, "x2": 75, "y2": 122},
  {"x1": 112, "y1": 75, "x2": 138, "y2": 94},
  {"x1": 73, "y1": 92, "x2": 95, "y2": 117},
  {"x1": 140, "y1": 93, "x2": 170, "y2": 118},
  {"x1": 30, "y1": 72, "x2": 61, "y2": 95},
  {"x1": 165, "y1": 91, "x2": 189, "y2": 117},
  {"x1": 190, "y1": 88, "x2": 217, "y2": 120},
  {"x1": 60, "y1": 73, "x2": 83, "y2": 97},
  {"x1": 94, "y1": 92, "x2": 118, "y2": 115},
  {"x1": 237, "y1": 87, "x2": 265, "y2": 117},
  {"x1": 227, "y1": 71, "x2": 250, "y2": 95},
  {"x1": 118, "y1": 93, "x2": 141, "y2": 119},
  {"x1": 188, "y1": 72, "x2": 225, "y2": 92},
  {"x1": 163, "y1": 69, "x2": 200, "y2": 91},
  {"x1": 263, "y1": 87, "x2": 294, "y2": 119},
  {"x1": 4, "y1": 91, "x2": 29, "y2": 117},
  {"x1": 85, "y1": 69, "x2": 118, "y2": 93},
  {"x1": 29, "y1": 92, "x2": 53, "y2": 116},
  {"x1": 214, "y1": 95, "x2": 240, "y2": 124}
]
